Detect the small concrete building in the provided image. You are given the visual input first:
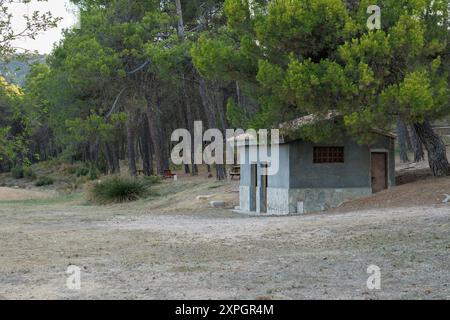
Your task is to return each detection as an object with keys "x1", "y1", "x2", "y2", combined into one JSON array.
[{"x1": 237, "y1": 115, "x2": 396, "y2": 215}]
